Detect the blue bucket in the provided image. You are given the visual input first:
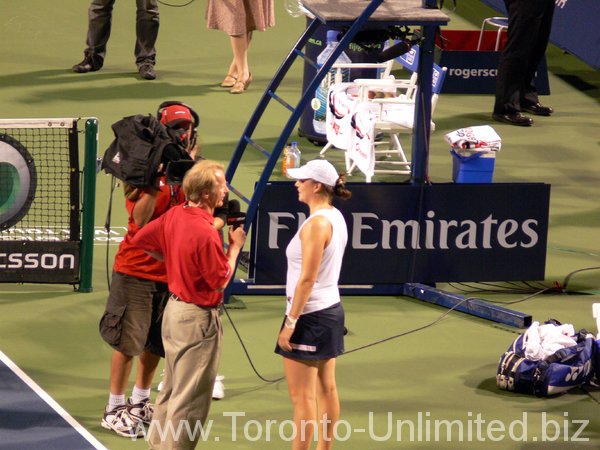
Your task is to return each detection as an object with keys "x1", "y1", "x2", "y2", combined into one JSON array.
[{"x1": 451, "y1": 149, "x2": 495, "y2": 183}]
